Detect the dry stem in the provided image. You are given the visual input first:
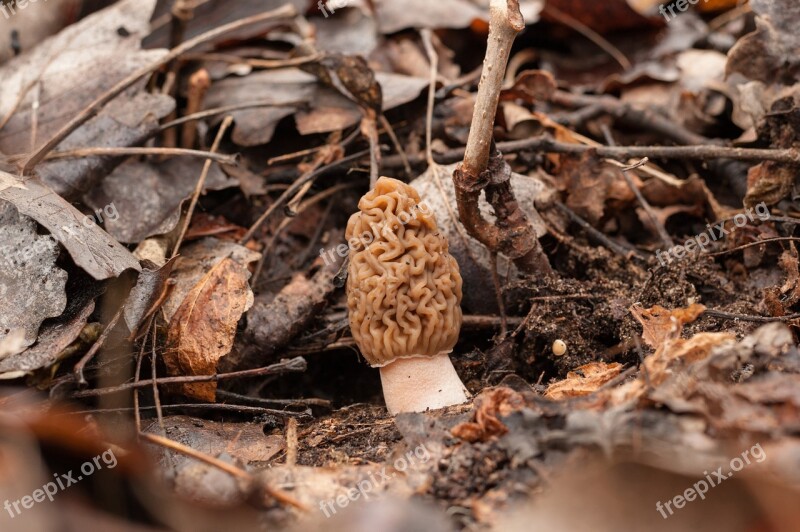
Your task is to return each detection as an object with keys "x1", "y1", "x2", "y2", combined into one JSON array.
[{"x1": 454, "y1": 0, "x2": 552, "y2": 274}]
